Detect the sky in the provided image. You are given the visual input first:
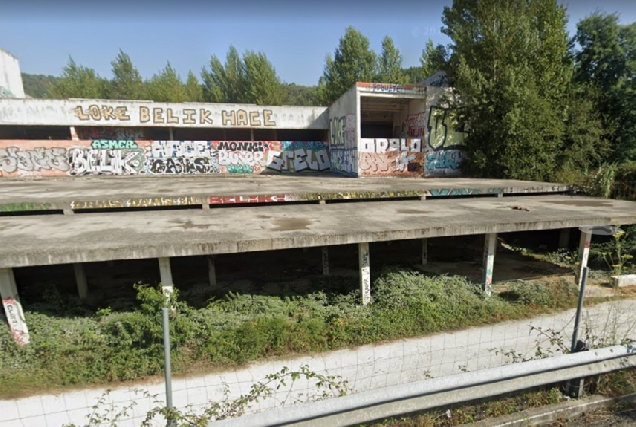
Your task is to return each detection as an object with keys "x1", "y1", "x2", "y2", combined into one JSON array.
[{"x1": 1, "y1": 0, "x2": 635, "y2": 87}]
